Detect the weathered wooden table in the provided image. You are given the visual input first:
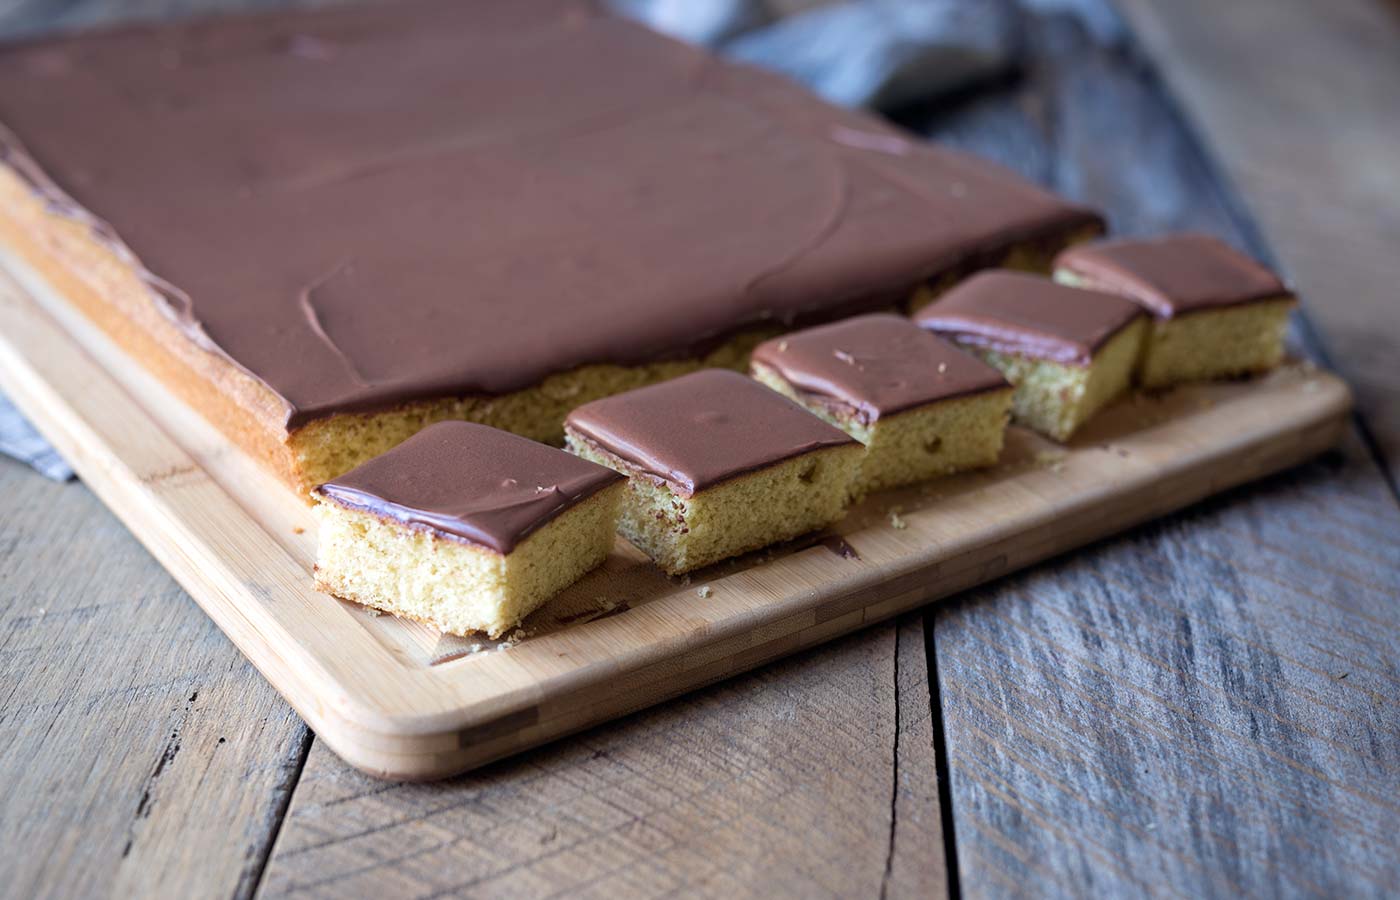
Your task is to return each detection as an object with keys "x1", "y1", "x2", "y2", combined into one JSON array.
[{"x1": 2, "y1": 0, "x2": 1396, "y2": 897}]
